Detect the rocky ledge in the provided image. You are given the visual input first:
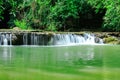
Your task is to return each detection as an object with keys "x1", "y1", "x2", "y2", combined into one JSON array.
[
  {"x1": 0, "y1": 29, "x2": 120, "y2": 45},
  {"x1": 94, "y1": 32, "x2": 120, "y2": 44}
]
